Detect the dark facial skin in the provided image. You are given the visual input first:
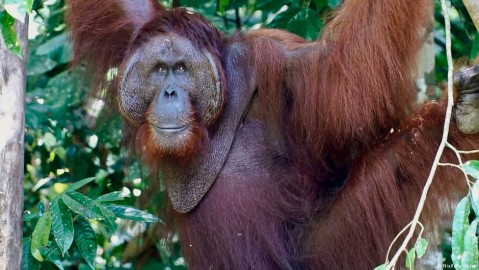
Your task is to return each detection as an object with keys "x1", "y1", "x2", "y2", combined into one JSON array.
[
  {"x1": 455, "y1": 65, "x2": 479, "y2": 134},
  {"x1": 118, "y1": 34, "x2": 223, "y2": 157}
]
